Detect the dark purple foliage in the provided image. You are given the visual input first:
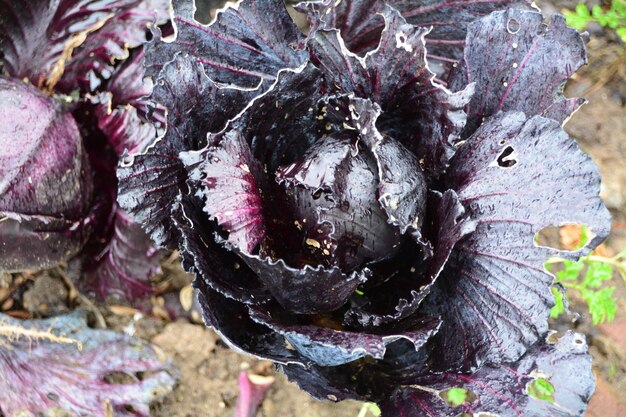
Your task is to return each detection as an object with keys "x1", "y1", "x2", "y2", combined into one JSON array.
[
  {"x1": 0, "y1": 78, "x2": 93, "y2": 271},
  {"x1": 380, "y1": 332, "x2": 594, "y2": 417},
  {"x1": 448, "y1": 9, "x2": 589, "y2": 137},
  {"x1": 76, "y1": 209, "x2": 161, "y2": 300},
  {"x1": 0, "y1": 0, "x2": 168, "y2": 92},
  {"x1": 297, "y1": 0, "x2": 534, "y2": 76},
  {"x1": 117, "y1": 0, "x2": 610, "y2": 416},
  {"x1": 0, "y1": 0, "x2": 169, "y2": 300},
  {"x1": 0, "y1": 311, "x2": 176, "y2": 417}
]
